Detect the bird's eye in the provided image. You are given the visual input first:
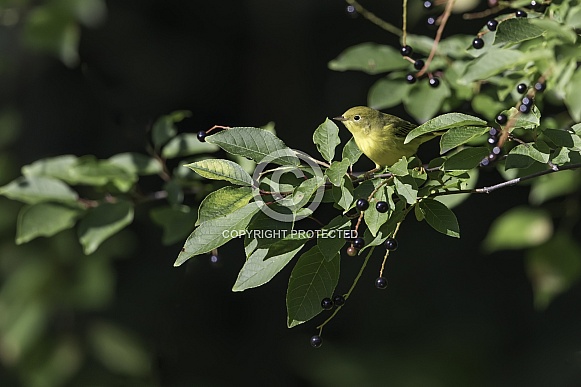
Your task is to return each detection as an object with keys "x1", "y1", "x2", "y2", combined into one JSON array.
[{"x1": 353, "y1": 115, "x2": 361, "y2": 121}]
